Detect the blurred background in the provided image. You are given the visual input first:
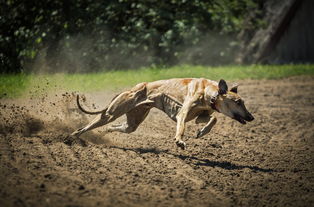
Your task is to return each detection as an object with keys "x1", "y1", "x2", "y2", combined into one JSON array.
[
  {"x1": 1, "y1": 0, "x2": 313, "y2": 74},
  {"x1": 1, "y1": 2, "x2": 314, "y2": 207}
]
